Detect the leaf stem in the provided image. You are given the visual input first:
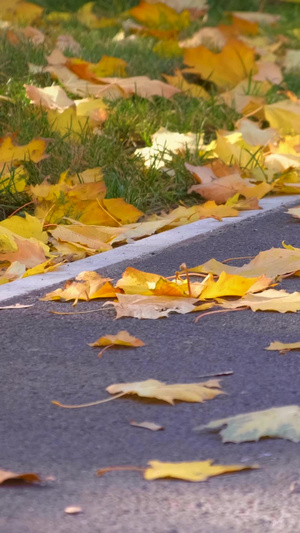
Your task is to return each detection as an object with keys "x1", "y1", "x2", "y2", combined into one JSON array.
[{"x1": 52, "y1": 392, "x2": 126, "y2": 409}]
